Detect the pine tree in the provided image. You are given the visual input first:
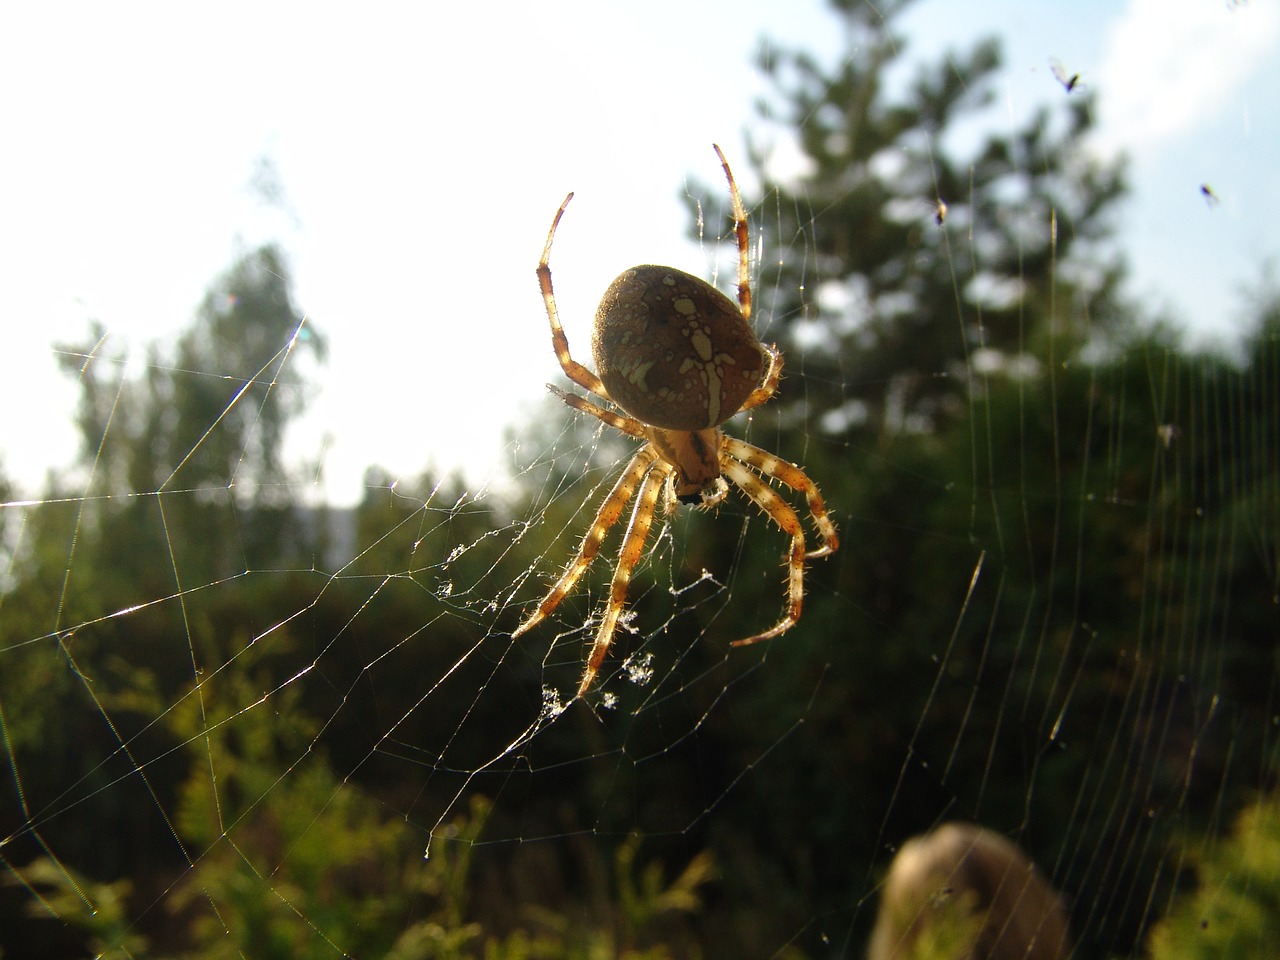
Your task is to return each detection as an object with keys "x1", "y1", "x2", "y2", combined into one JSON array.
[{"x1": 711, "y1": 0, "x2": 1126, "y2": 441}]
